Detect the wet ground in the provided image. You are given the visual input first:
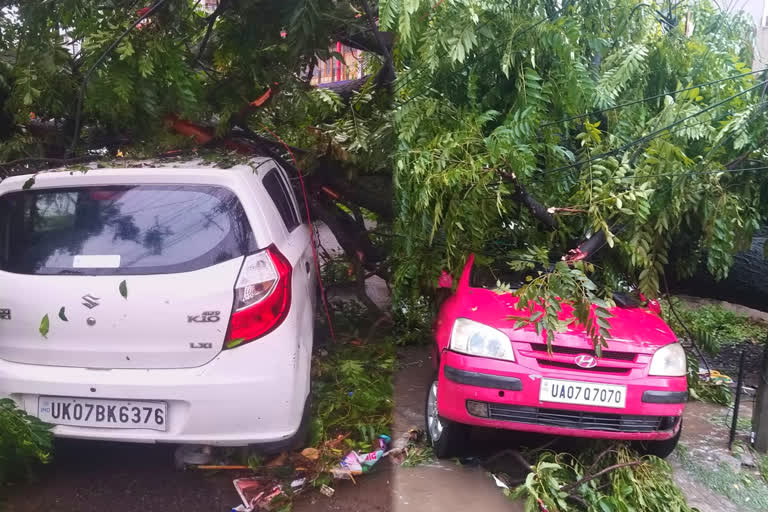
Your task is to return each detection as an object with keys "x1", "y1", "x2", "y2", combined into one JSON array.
[
  {"x1": 0, "y1": 439, "x2": 390, "y2": 512},
  {"x1": 391, "y1": 346, "x2": 520, "y2": 512},
  {"x1": 3, "y1": 345, "x2": 764, "y2": 512},
  {"x1": 391, "y1": 346, "x2": 765, "y2": 512}
]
